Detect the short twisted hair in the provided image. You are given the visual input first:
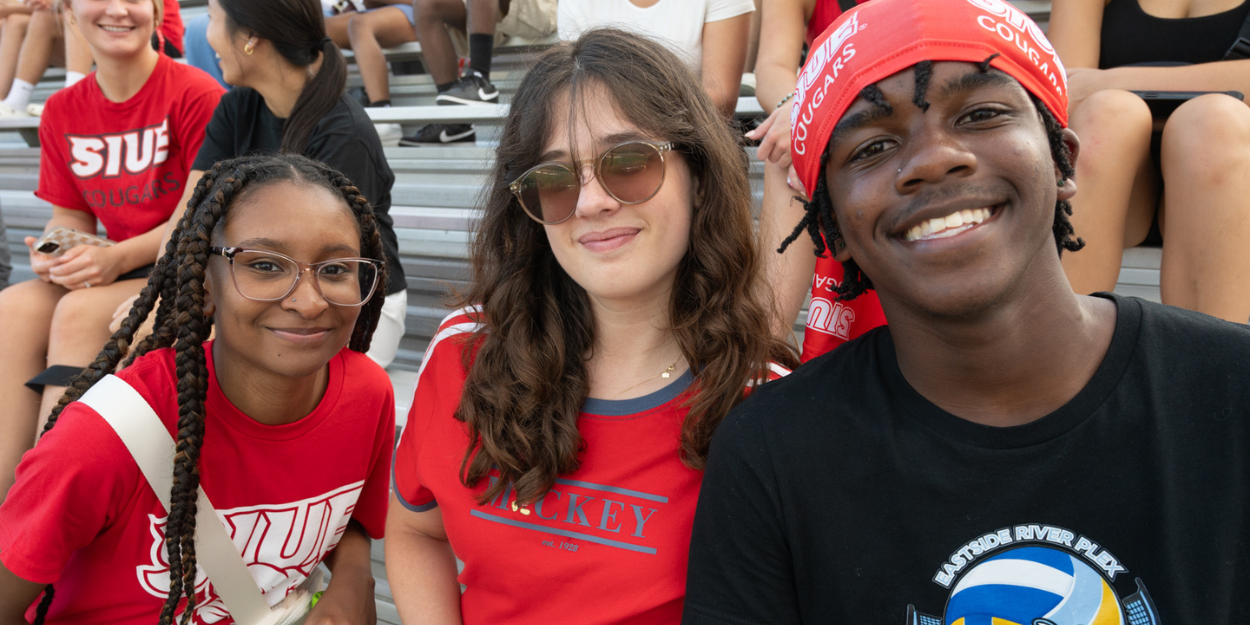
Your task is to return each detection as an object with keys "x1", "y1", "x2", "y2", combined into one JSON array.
[{"x1": 779, "y1": 57, "x2": 1084, "y2": 301}]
